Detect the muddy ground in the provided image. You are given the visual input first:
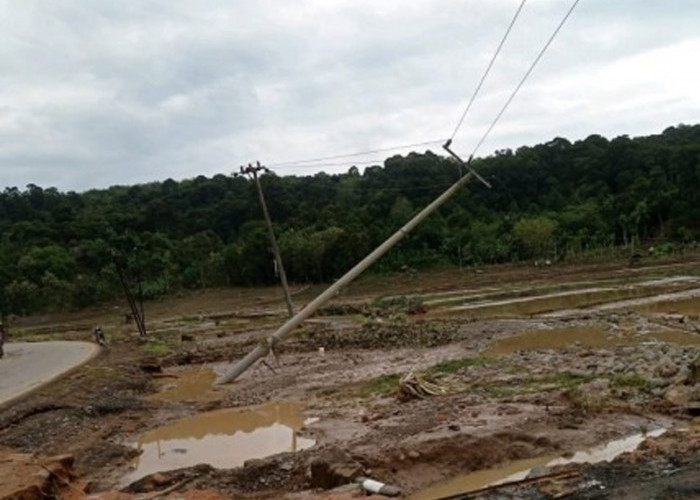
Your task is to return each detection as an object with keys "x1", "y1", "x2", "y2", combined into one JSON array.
[{"x1": 1, "y1": 255, "x2": 700, "y2": 500}]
